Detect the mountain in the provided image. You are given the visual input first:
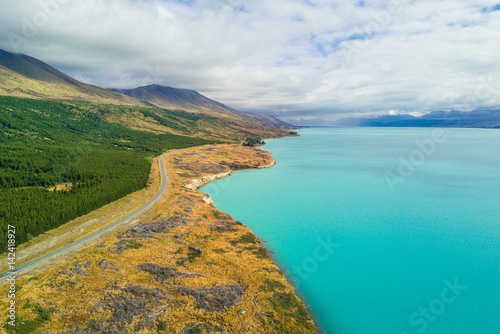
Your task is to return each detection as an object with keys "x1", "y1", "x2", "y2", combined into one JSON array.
[
  {"x1": 337, "y1": 110, "x2": 500, "y2": 128},
  {"x1": 117, "y1": 84, "x2": 293, "y2": 130},
  {"x1": 0, "y1": 48, "x2": 293, "y2": 139},
  {"x1": 337, "y1": 114, "x2": 416, "y2": 127},
  {"x1": 0, "y1": 48, "x2": 140, "y2": 105}
]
